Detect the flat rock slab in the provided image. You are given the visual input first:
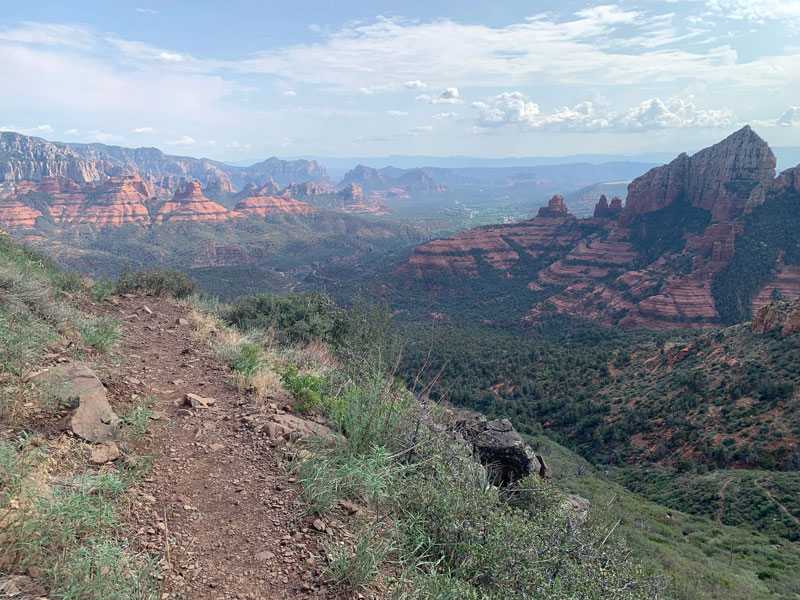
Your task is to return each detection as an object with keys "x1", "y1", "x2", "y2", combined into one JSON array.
[
  {"x1": 265, "y1": 413, "x2": 339, "y2": 443},
  {"x1": 33, "y1": 363, "x2": 118, "y2": 443}
]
